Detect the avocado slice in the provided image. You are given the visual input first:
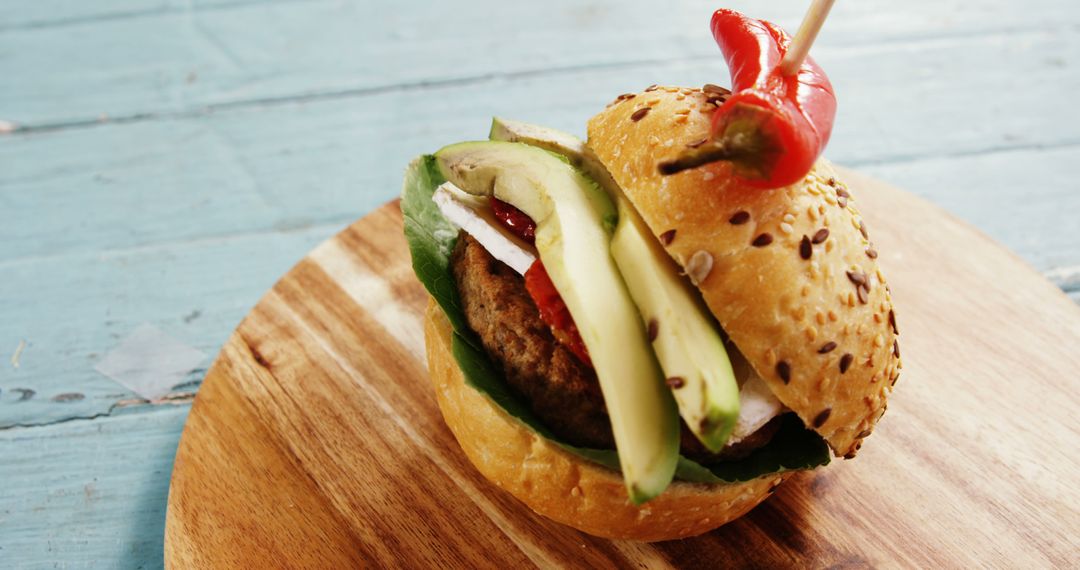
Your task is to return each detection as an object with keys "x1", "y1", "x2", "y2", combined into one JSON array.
[
  {"x1": 489, "y1": 119, "x2": 741, "y2": 451},
  {"x1": 434, "y1": 141, "x2": 679, "y2": 503},
  {"x1": 609, "y1": 208, "x2": 740, "y2": 451}
]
